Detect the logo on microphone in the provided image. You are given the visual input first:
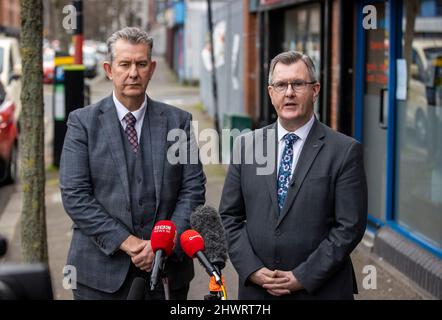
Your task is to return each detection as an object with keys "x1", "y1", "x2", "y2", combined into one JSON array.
[
  {"x1": 189, "y1": 234, "x2": 203, "y2": 241},
  {"x1": 154, "y1": 225, "x2": 172, "y2": 233}
]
